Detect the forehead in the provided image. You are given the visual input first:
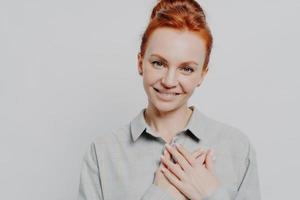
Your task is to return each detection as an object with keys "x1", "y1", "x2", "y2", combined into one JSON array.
[{"x1": 145, "y1": 27, "x2": 206, "y2": 63}]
